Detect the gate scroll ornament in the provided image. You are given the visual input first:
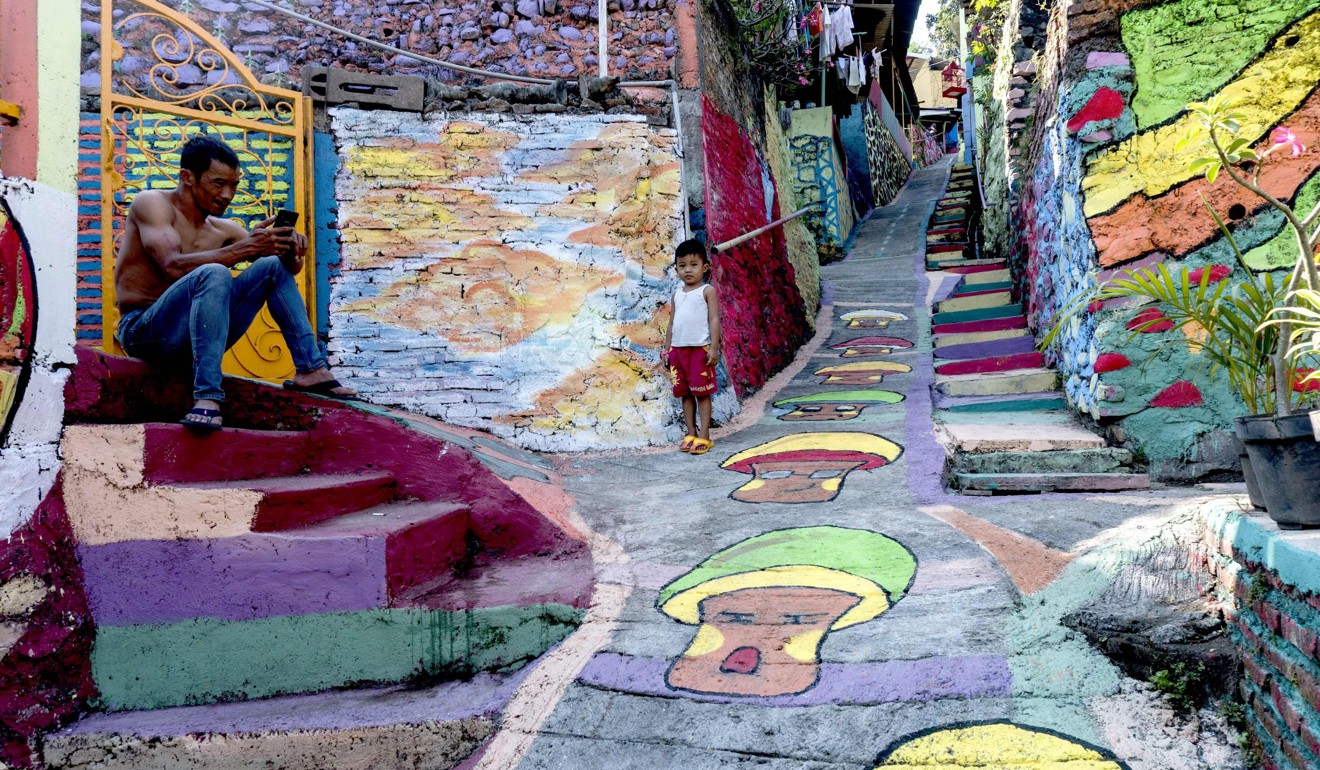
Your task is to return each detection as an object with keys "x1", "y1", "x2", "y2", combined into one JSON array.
[{"x1": 99, "y1": 0, "x2": 316, "y2": 381}]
